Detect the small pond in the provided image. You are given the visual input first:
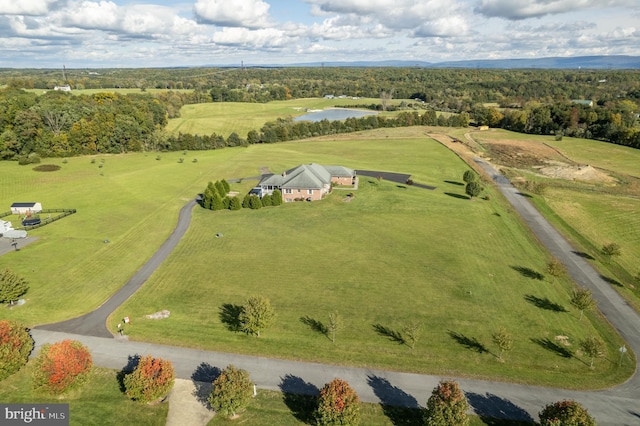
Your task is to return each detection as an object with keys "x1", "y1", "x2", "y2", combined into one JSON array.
[{"x1": 294, "y1": 108, "x2": 377, "y2": 122}]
